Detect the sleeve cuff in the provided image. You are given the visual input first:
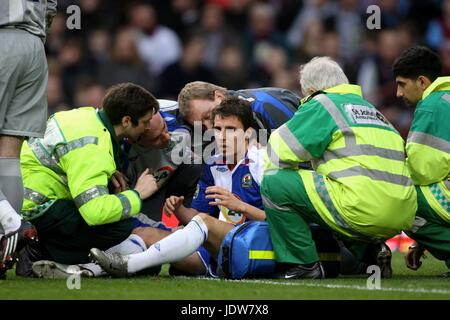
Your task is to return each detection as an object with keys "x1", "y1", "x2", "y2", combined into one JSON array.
[{"x1": 122, "y1": 189, "x2": 142, "y2": 215}]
